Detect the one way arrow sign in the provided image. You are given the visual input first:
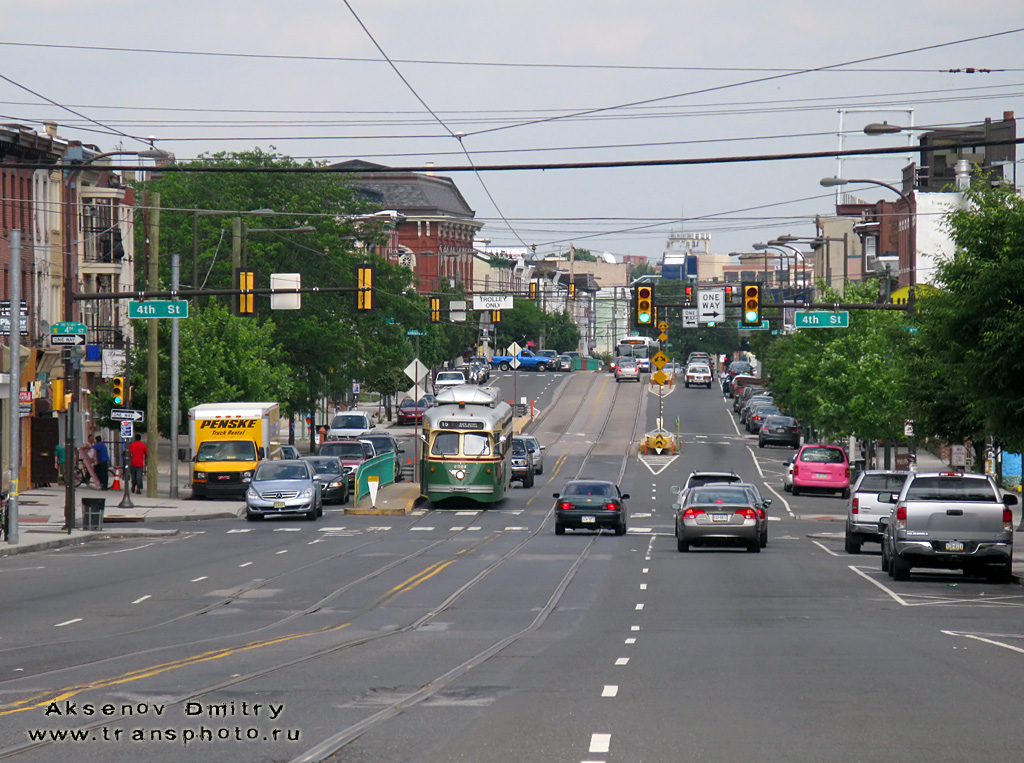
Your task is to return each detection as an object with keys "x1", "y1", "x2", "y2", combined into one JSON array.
[{"x1": 110, "y1": 408, "x2": 145, "y2": 422}]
